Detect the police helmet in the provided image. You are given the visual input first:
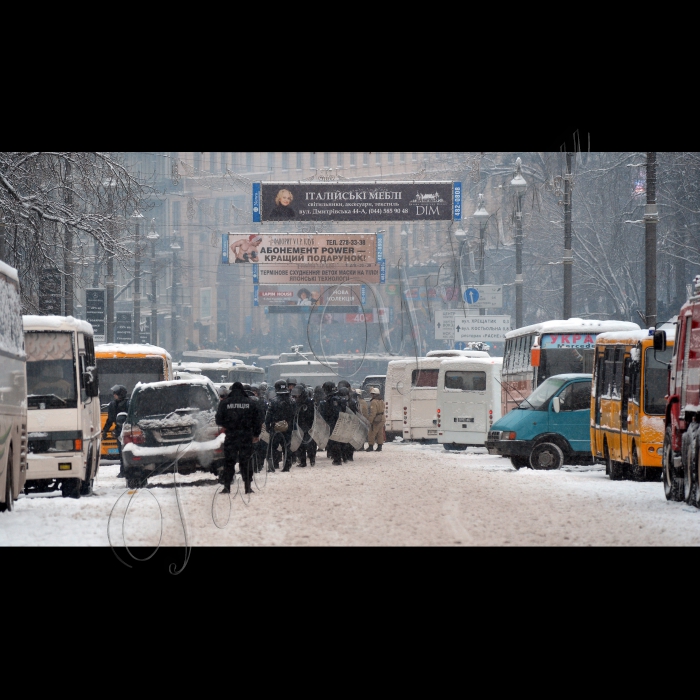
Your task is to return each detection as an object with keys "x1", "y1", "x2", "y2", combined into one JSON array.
[
  {"x1": 242, "y1": 383, "x2": 251, "y2": 391},
  {"x1": 338, "y1": 386, "x2": 350, "y2": 397},
  {"x1": 217, "y1": 385, "x2": 229, "y2": 398},
  {"x1": 286, "y1": 377, "x2": 298, "y2": 386},
  {"x1": 291, "y1": 385, "x2": 304, "y2": 397},
  {"x1": 322, "y1": 380, "x2": 336, "y2": 394},
  {"x1": 306, "y1": 386, "x2": 314, "y2": 399},
  {"x1": 250, "y1": 383, "x2": 260, "y2": 393},
  {"x1": 259, "y1": 382, "x2": 268, "y2": 391},
  {"x1": 111, "y1": 384, "x2": 128, "y2": 399},
  {"x1": 337, "y1": 379, "x2": 351, "y2": 390},
  {"x1": 274, "y1": 380, "x2": 290, "y2": 394}
]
